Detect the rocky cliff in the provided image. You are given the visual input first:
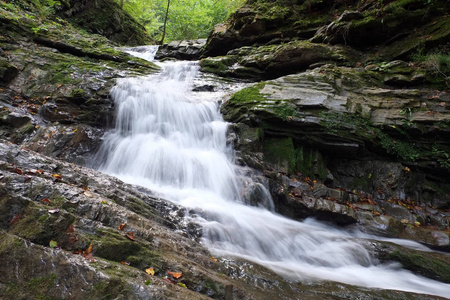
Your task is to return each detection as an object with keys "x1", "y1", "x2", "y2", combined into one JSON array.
[{"x1": 199, "y1": 0, "x2": 450, "y2": 247}]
